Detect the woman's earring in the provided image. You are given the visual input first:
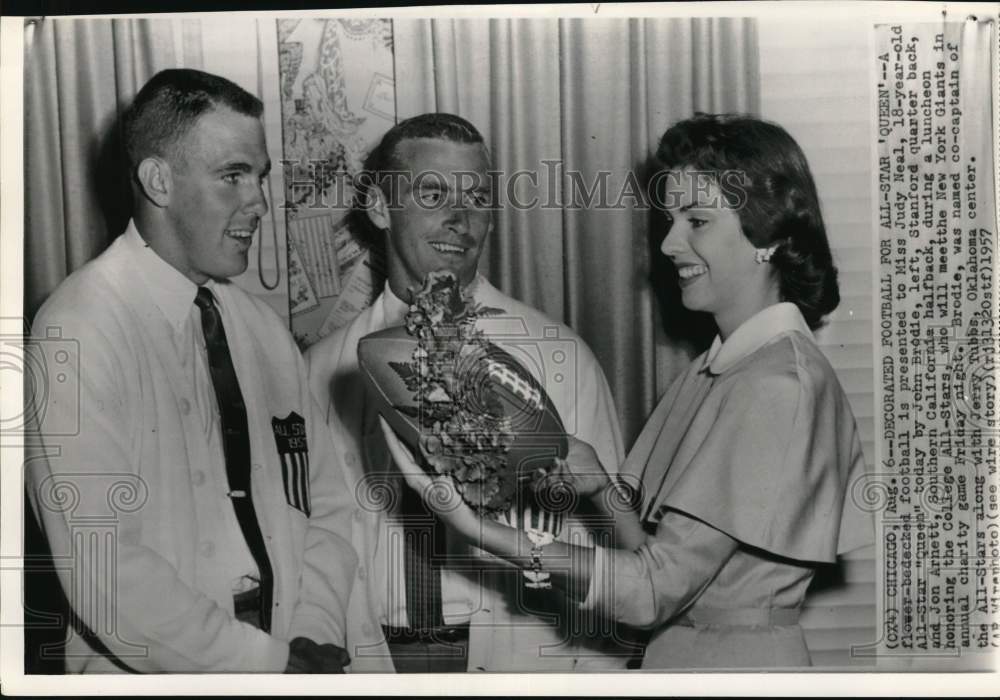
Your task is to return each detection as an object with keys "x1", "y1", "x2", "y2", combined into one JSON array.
[{"x1": 754, "y1": 245, "x2": 778, "y2": 264}]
